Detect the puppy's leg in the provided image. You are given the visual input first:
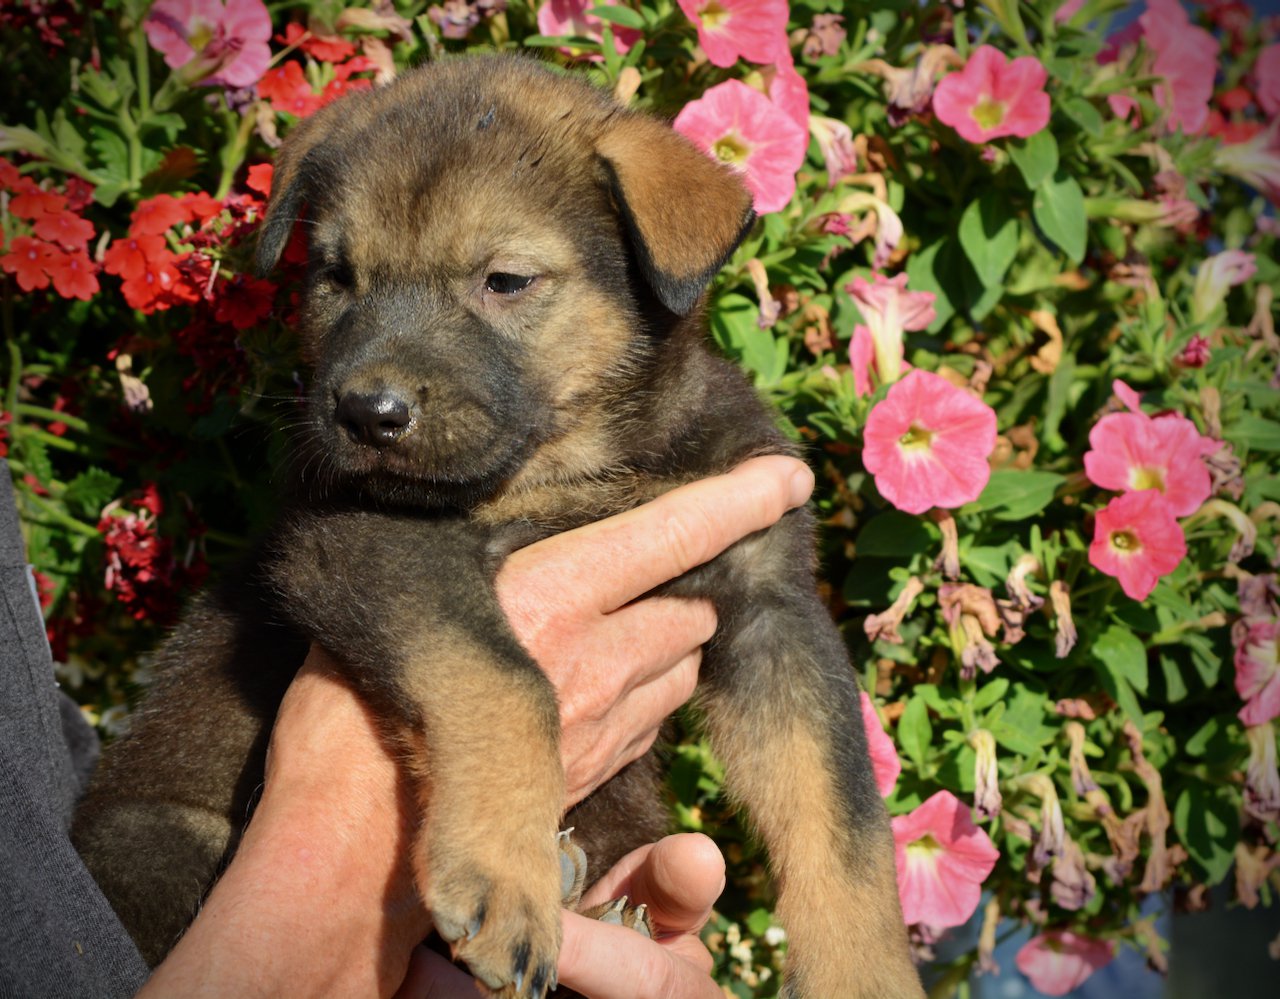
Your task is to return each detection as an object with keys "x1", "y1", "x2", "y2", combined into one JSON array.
[
  {"x1": 684, "y1": 511, "x2": 923, "y2": 999},
  {"x1": 270, "y1": 513, "x2": 565, "y2": 998}
]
